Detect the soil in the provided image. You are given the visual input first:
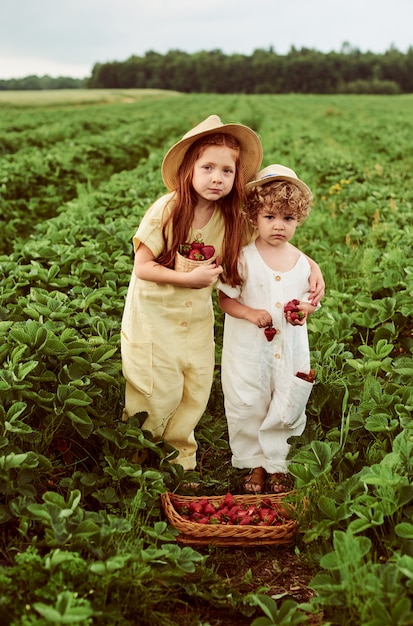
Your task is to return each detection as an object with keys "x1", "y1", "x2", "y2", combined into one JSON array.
[{"x1": 174, "y1": 543, "x2": 322, "y2": 625}]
